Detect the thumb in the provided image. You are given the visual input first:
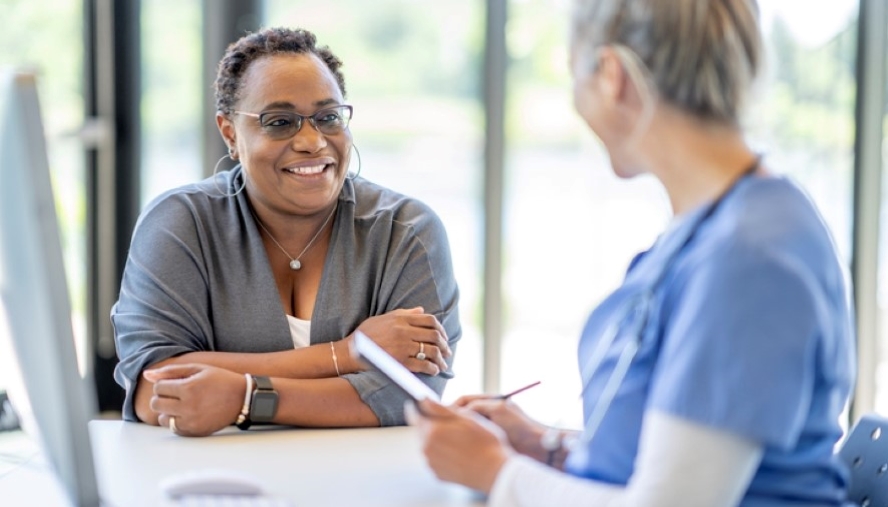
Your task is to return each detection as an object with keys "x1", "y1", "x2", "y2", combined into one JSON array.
[{"x1": 142, "y1": 363, "x2": 205, "y2": 382}]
